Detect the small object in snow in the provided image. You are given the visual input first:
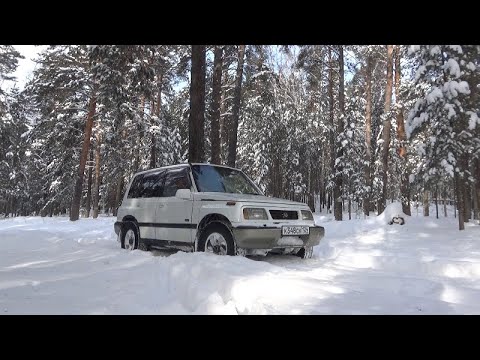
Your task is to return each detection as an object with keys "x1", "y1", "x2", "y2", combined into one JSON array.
[{"x1": 388, "y1": 216, "x2": 405, "y2": 225}]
